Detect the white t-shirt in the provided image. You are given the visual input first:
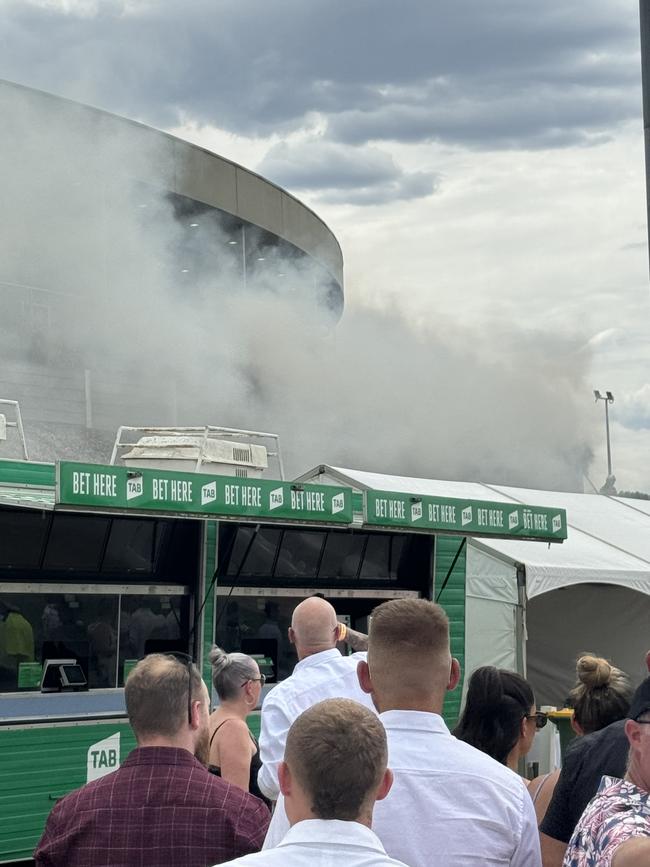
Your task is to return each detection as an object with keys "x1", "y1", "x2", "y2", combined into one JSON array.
[
  {"x1": 218, "y1": 819, "x2": 408, "y2": 867},
  {"x1": 257, "y1": 647, "x2": 374, "y2": 801}
]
